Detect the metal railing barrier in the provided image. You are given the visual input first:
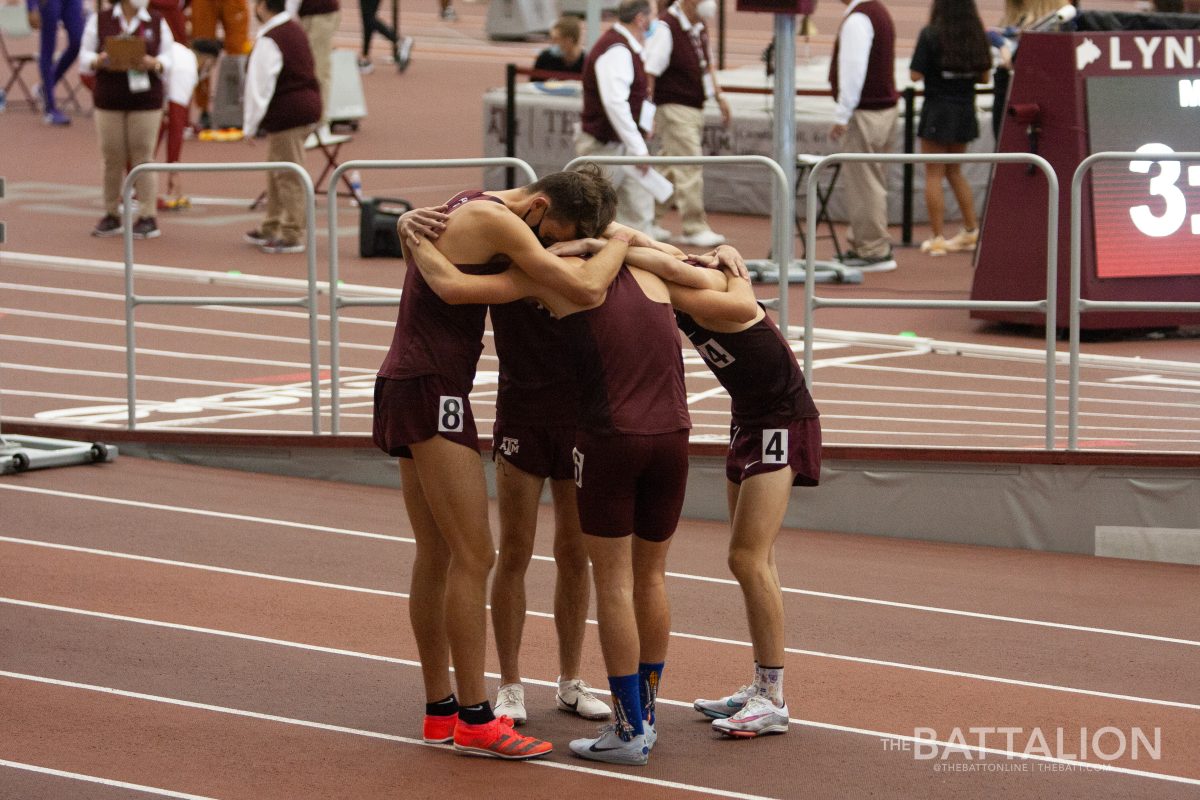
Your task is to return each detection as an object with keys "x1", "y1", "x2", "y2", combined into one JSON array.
[
  {"x1": 122, "y1": 162, "x2": 321, "y2": 433},
  {"x1": 802, "y1": 152, "x2": 1060, "y2": 449},
  {"x1": 325, "y1": 158, "x2": 539, "y2": 434},
  {"x1": 1068, "y1": 151, "x2": 1200, "y2": 450}
]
